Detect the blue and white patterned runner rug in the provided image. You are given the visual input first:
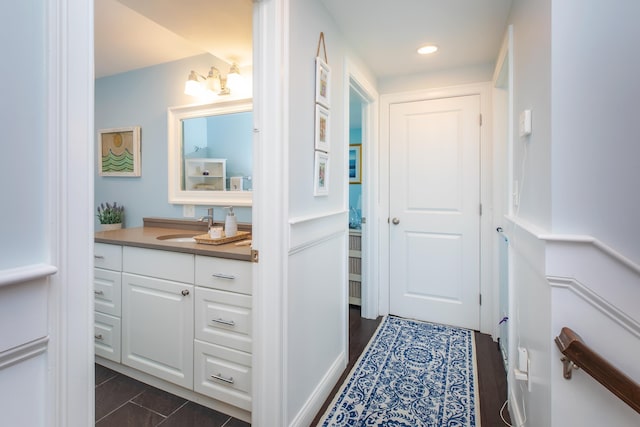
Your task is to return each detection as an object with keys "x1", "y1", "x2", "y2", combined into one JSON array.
[{"x1": 320, "y1": 316, "x2": 480, "y2": 426}]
